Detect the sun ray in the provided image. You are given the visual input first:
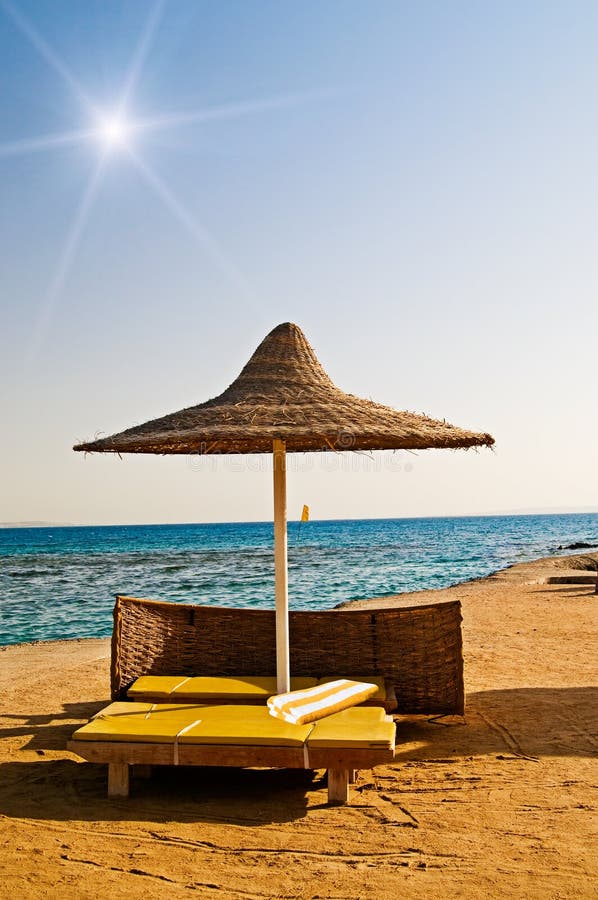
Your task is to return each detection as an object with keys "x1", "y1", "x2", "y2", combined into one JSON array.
[
  {"x1": 127, "y1": 148, "x2": 257, "y2": 308},
  {"x1": 0, "y1": 128, "x2": 96, "y2": 159},
  {"x1": 117, "y1": 0, "x2": 166, "y2": 115},
  {"x1": 1, "y1": 2, "x2": 328, "y2": 348},
  {"x1": 25, "y1": 154, "x2": 108, "y2": 367},
  {"x1": 133, "y1": 89, "x2": 335, "y2": 134},
  {"x1": 0, "y1": 0, "x2": 96, "y2": 112}
]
